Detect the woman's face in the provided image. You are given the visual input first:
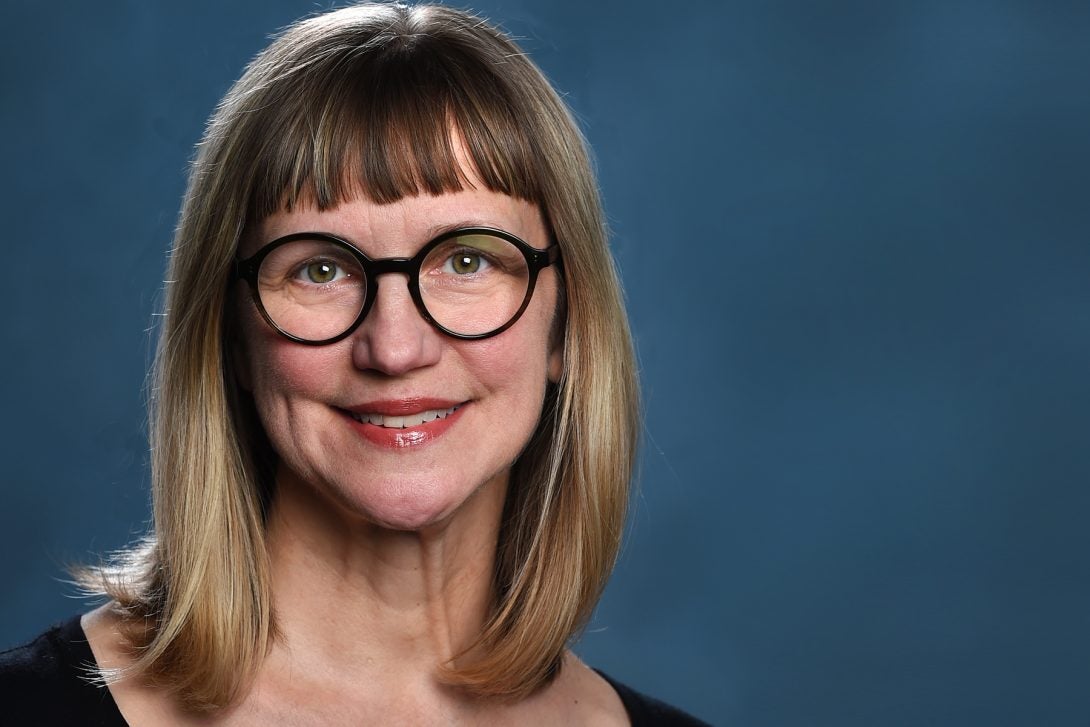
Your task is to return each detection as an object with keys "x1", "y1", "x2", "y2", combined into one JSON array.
[{"x1": 234, "y1": 183, "x2": 563, "y2": 532}]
